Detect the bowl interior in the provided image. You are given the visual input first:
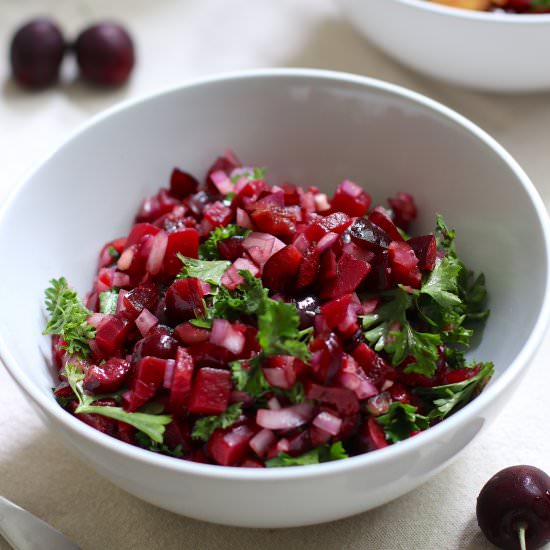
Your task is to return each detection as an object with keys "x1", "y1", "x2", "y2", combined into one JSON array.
[{"x1": 0, "y1": 71, "x2": 546, "y2": 411}]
